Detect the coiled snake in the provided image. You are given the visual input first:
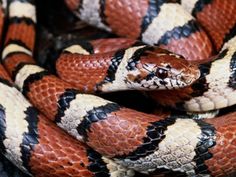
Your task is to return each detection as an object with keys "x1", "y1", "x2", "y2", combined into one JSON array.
[{"x1": 0, "y1": 0, "x2": 235, "y2": 177}]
